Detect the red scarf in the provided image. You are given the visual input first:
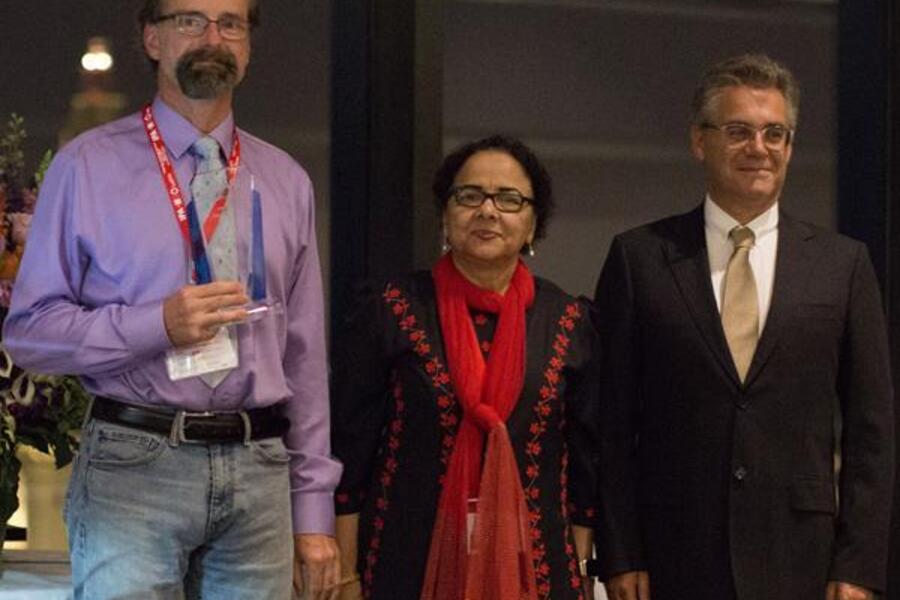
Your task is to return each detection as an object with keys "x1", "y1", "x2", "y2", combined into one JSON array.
[{"x1": 420, "y1": 254, "x2": 538, "y2": 600}]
